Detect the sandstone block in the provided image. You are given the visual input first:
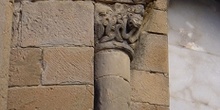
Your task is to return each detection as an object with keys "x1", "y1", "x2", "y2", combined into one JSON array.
[
  {"x1": 131, "y1": 102, "x2": 155, "y2": 110},
  {"x1": 154, "y1": 0, "x2": 168, "y2": 10},
  {"x1": 0, "y1": 0, "x2": 13, "y2": 109},
  {"x1": 131, "y1": 70, "x2": 169, "y2": 105},
  {"x1": 8, "y1": 85, "x2": 94, "y2": 110},
  {"x1": 11, "y1": 2, "x2": 22, "y2": 48},
  {"x1": 21, "y1": 1, "x2": 94, "y2": 47},
  {"x1": 131, "y1": 33, "x2": 168, "y2": 73},
  {"x1": 95, "y1": 50, "x2": 130, "y2": 82},
  {"x1": 0, "y1": 78, "x2": 8, "y2": 110},
  {"x1": 42, "y1": 47, "x2": 94, "y2": 85},
  {"x1": 156, "y1": 106, "x2": 169, "y2": 110},
  {"x1": 9, "y1": 48, "x2": 42, "y2": 86},
  {"x1": 95, "y1": 76, "x2": 130, "y2": 110},
  {"x1": 144, "y1": 9, "x2": 168, "y2": 34}
]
